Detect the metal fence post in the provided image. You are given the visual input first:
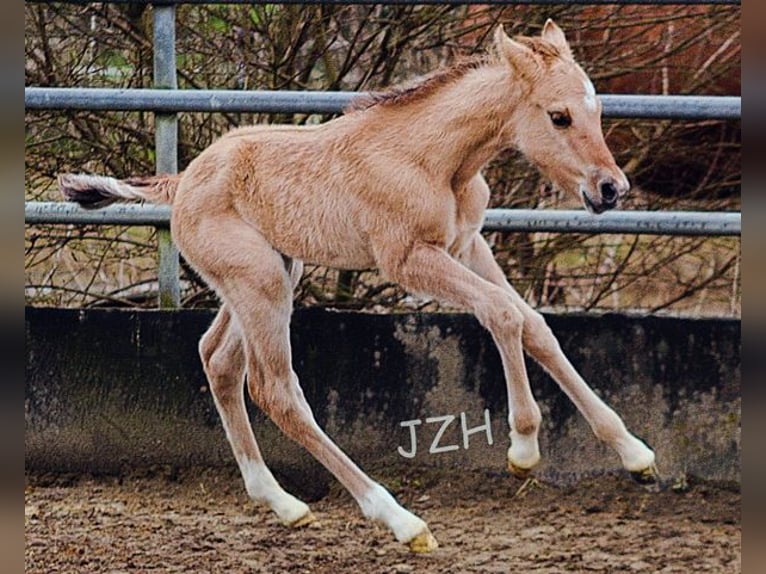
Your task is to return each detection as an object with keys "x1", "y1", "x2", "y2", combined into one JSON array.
[{"x1": 153, "y1": 2, "x2": 181, "y2": 308}]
